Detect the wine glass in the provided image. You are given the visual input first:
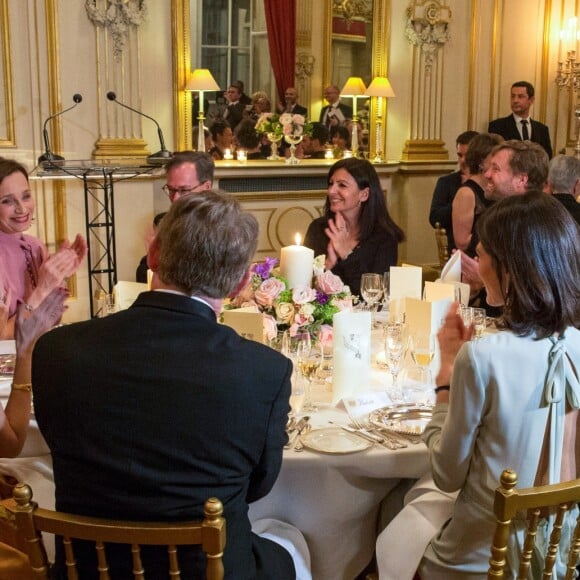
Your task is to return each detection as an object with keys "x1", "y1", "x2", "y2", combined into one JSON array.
[
  {"x1": 385, "y1": 322, "x2": 408, "y2": 402},
  {"x1": 360, "y1": 273, "x2": 383, "y2": 311},
  {"x1": 382, "y1": 272, "x2": 390, "y2": 310},
  {"x1": 399, "y1": 366, "x2": 434, "y2": 406},
  {"x1": 409, "y1": 332, "x2": 436, "y2": 369},
  {"x1": 296, "y1": 336, "x2": 321, "y2": 412},
  {"x1": 472, "y1": 308, "x2": 486, "y2": 340},
  {"x1": 289, "y1": 372, "x2": 305, "y2": 417}
]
